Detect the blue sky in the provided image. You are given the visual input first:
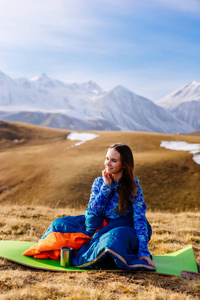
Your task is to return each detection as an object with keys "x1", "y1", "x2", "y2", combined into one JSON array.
[{"x1": 0, "y1": 0, "x2": 200, "y2": 101}]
